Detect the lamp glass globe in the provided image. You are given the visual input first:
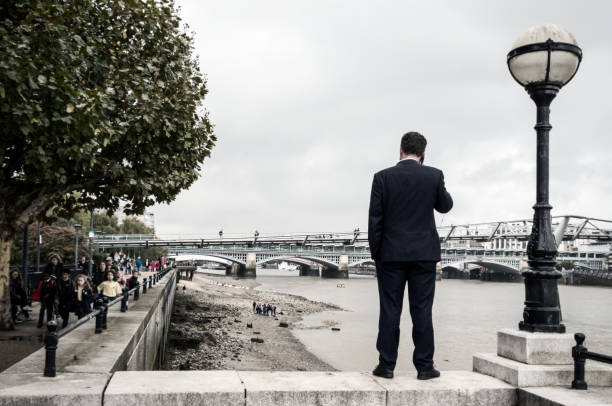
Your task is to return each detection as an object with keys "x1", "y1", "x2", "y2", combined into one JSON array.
[{"x1": 508, "y1": 24, "x2": 580, "y2": 86}]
